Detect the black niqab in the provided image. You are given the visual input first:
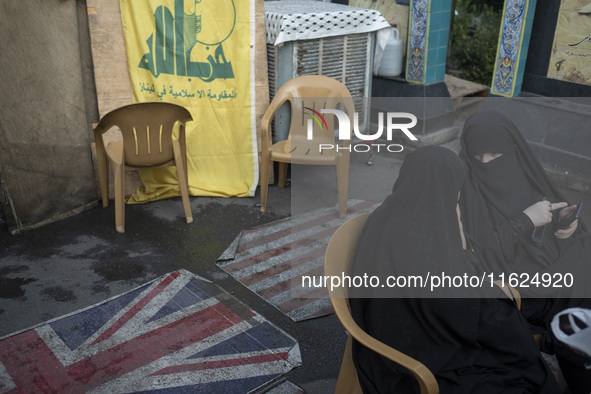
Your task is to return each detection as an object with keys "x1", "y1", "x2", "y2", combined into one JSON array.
[
  {"x1": 351, "y1": 145, "x2": 473, "y2": 299},
  {"x1": 461, "y1": 111, "x2": 556, "y2": 221},
  {"x1": 459, "y1": 111, "x2": 591, "y2": 298}
]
